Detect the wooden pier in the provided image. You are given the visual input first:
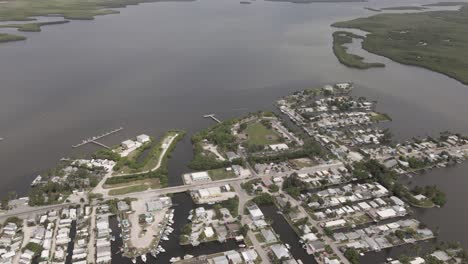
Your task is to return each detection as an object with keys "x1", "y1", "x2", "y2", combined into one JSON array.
[
  {"x1": 203, "y1": 114, "x2": 221, "y2": 123},
  {"x1": 72, "y1": 127, "x2": 123, "y2": 148}
]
